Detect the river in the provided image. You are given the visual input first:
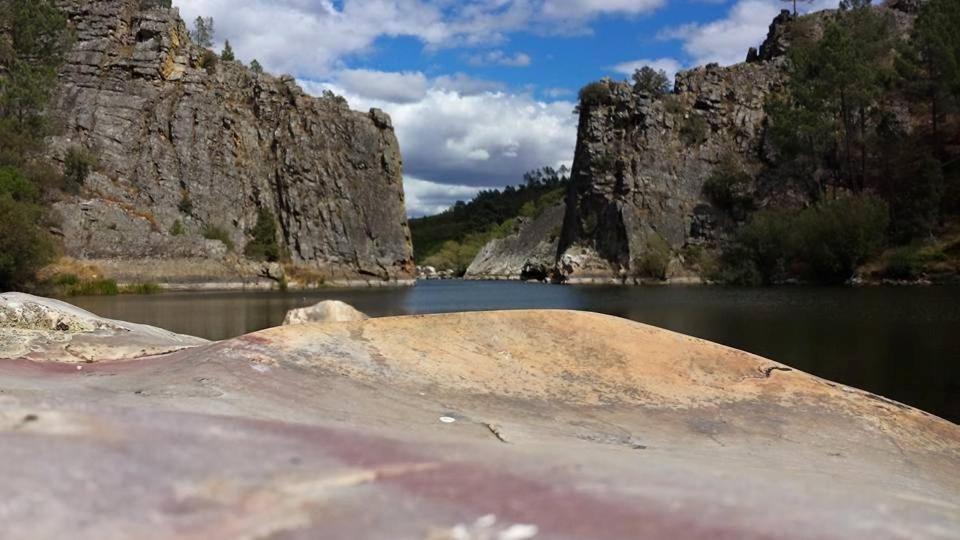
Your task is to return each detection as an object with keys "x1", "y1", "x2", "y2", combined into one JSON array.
[{"x1": 71, "y1": 280, "x2": 960, "y2": 423}]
